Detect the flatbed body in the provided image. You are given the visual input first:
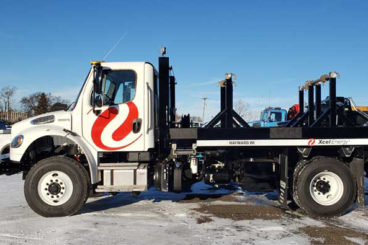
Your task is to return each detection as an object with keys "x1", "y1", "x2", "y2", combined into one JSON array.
[{"x1": 170, "y1": 127, "x2": 368, "y2": 146}]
